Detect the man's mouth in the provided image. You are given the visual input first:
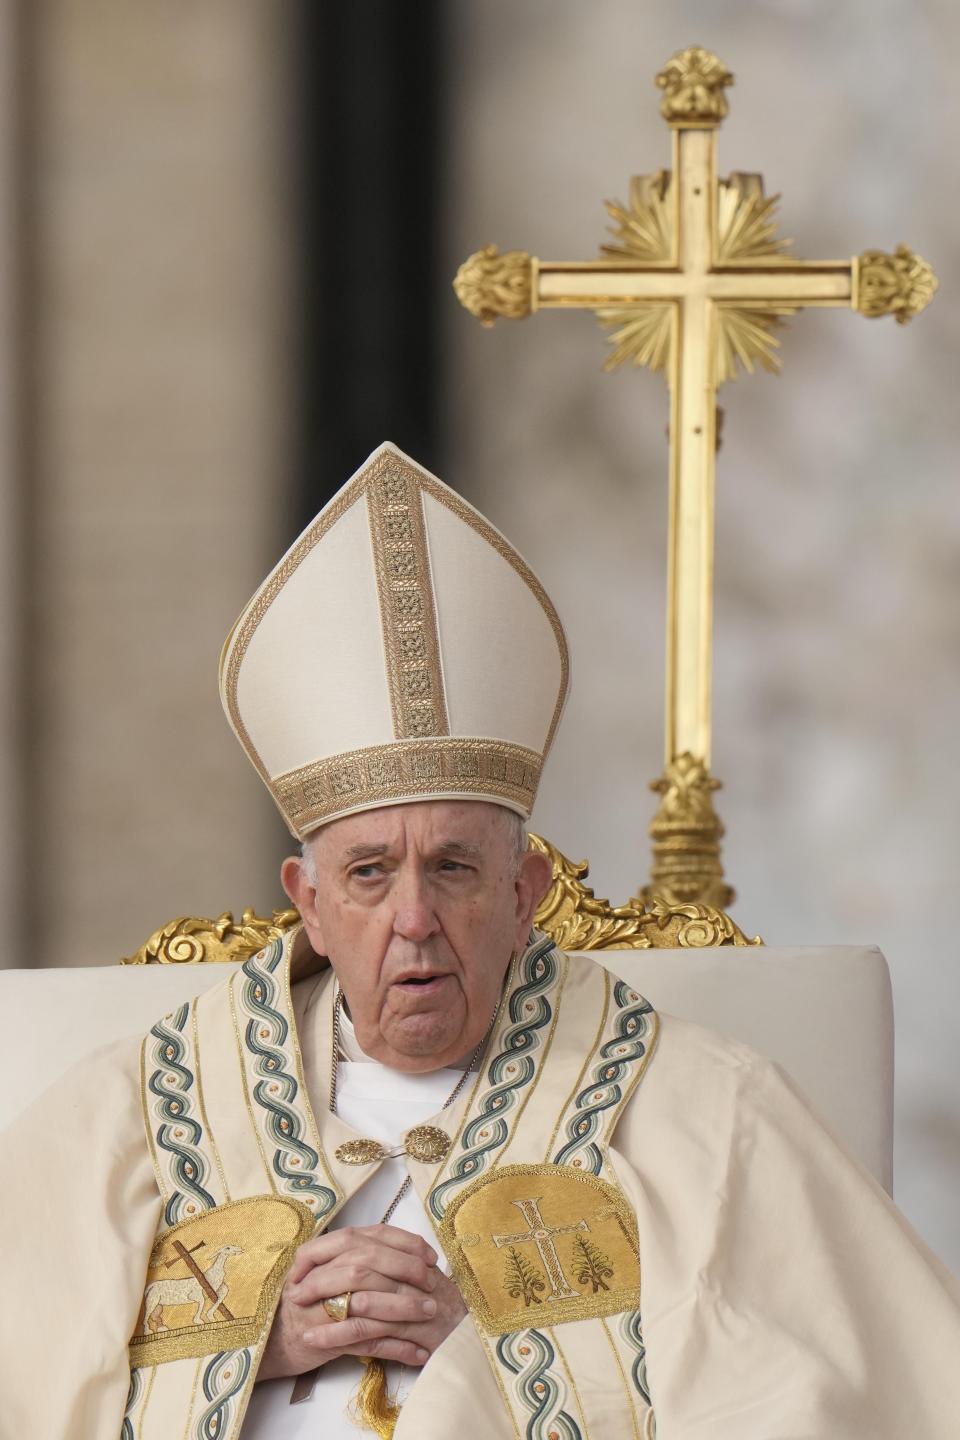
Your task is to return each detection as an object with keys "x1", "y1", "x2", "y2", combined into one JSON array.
[{"x1": 394, "y1": 972, "x2": 452, "y2": 994}]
